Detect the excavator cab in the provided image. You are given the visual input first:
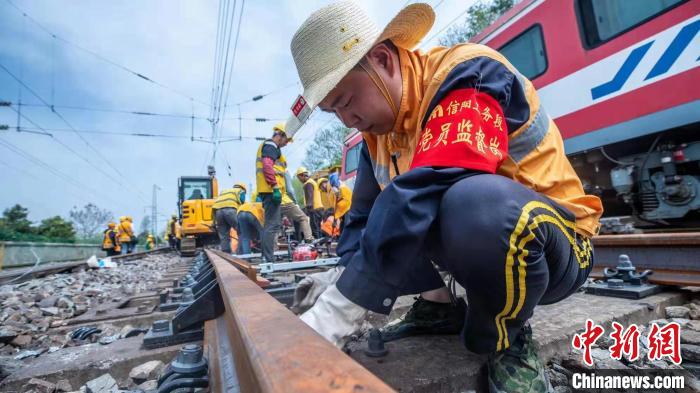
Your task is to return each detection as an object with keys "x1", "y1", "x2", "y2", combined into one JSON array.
[{"x1": 177, "y1": 166, "x2": 219, "y2": 256}]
